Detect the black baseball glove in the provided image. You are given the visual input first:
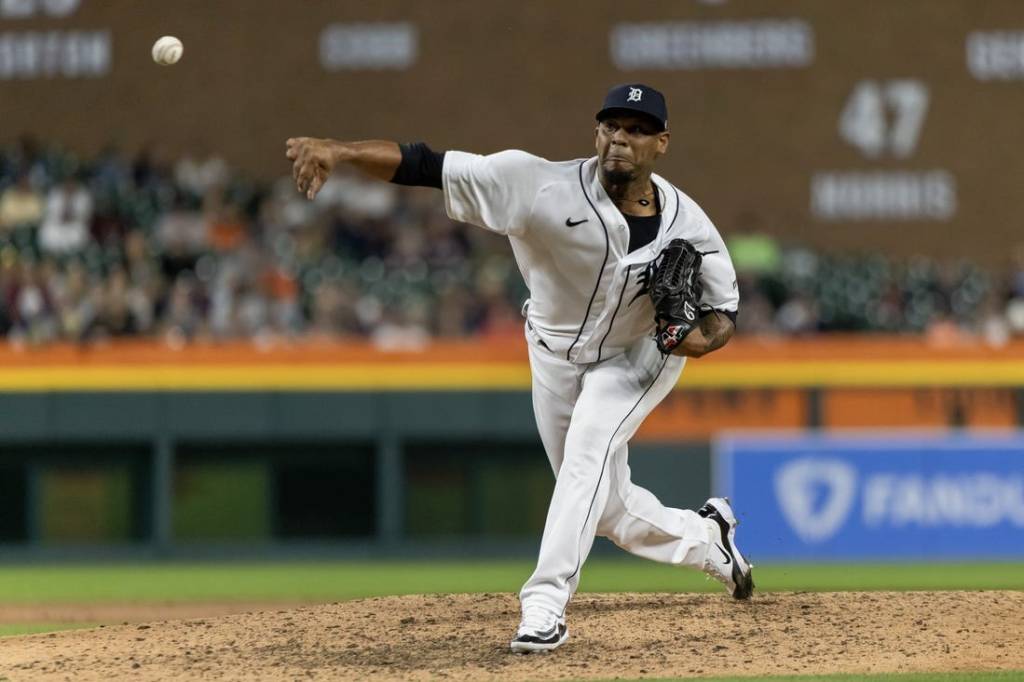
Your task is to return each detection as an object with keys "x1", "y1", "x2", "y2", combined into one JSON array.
[{"x1": 649, "y1": 238, "x2": 705, "y2": 354}]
